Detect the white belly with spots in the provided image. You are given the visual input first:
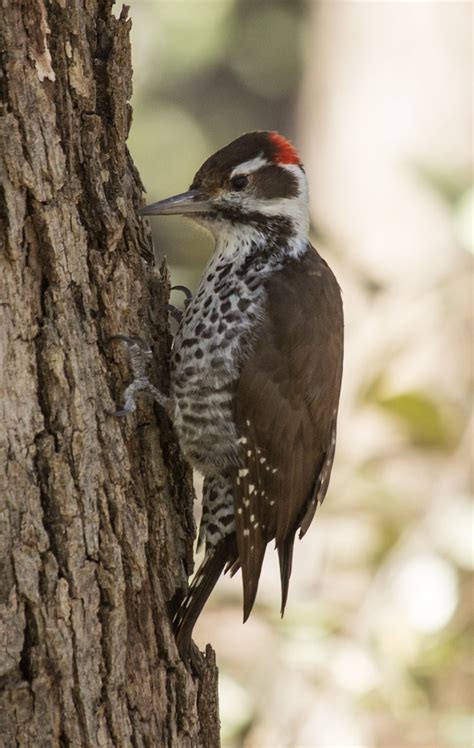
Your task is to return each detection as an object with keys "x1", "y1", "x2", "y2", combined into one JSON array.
[{"x1": 170, "y1": 248, "x2": 265, "y2": 473}]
